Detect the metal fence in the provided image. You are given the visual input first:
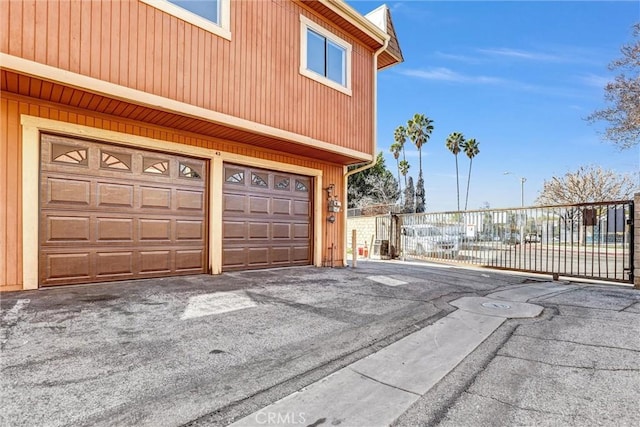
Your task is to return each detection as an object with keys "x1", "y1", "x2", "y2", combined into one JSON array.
[{"x1": 378, "y1": 201, "x2": 634, "y2": 283}]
